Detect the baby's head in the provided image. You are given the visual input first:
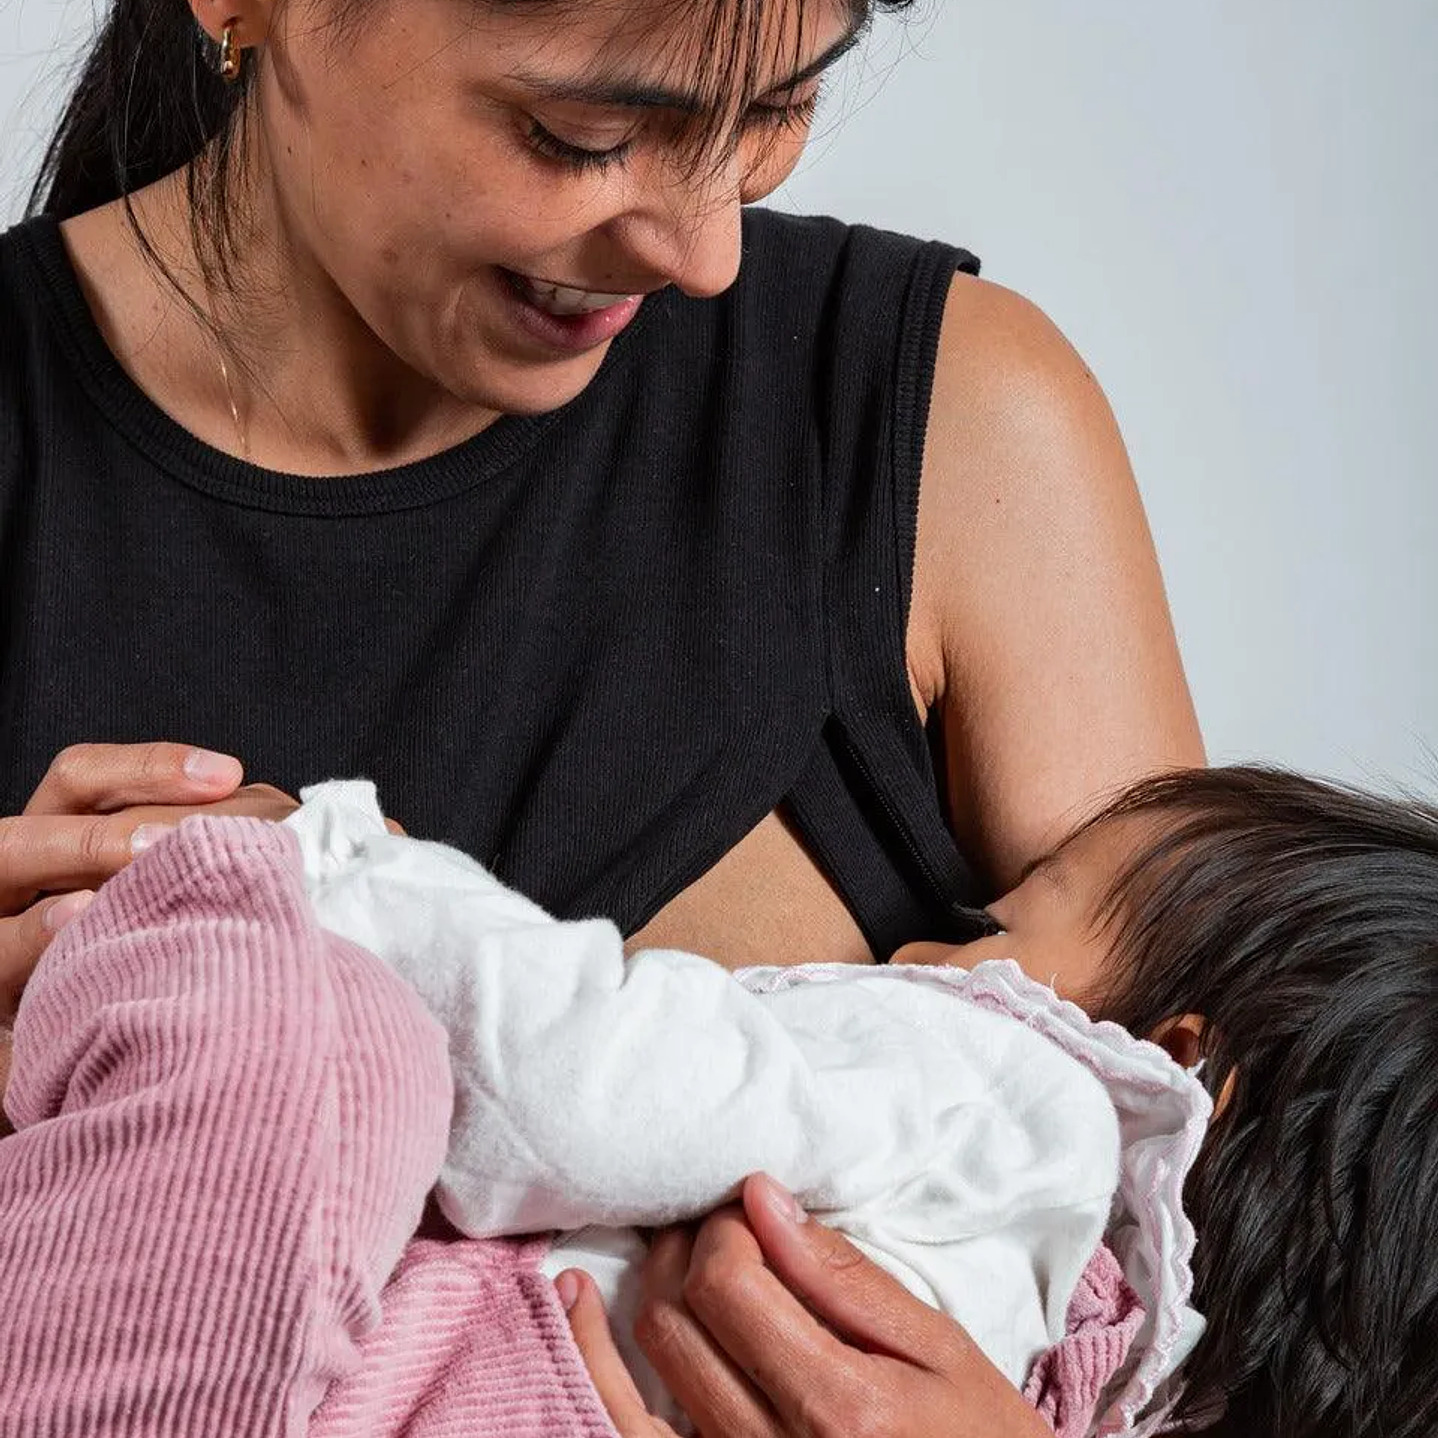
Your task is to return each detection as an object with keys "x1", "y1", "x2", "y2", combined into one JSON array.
[{"x1": 900, "y1": 765, "x2": 1438, "y2": 1438}]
